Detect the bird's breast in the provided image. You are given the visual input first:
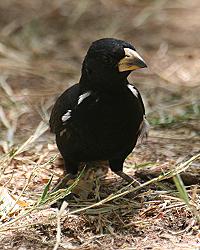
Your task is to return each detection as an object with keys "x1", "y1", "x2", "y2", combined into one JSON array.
[{"x1": 74, "y1": 91, "x2": 143, "y2": 146}]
